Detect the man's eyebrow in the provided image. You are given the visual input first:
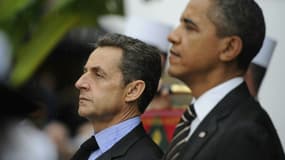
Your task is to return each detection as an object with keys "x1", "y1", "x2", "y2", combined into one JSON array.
[{"x1": 90, "y1": 66, "x2": 107, "y2": 76}]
